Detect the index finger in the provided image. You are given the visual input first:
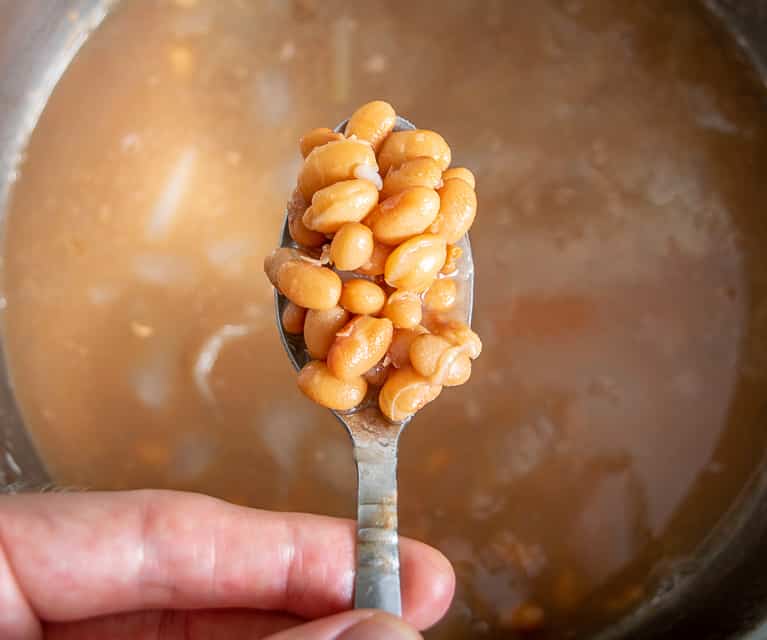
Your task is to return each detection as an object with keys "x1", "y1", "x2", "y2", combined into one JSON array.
[{"x1": 0, "y1": 490, "x2": 453, "y2": 630}]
